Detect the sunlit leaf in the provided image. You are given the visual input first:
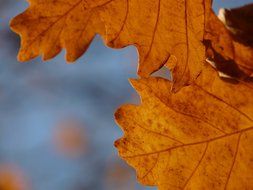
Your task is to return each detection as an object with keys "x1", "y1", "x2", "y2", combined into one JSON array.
[
  {"x1": 10, "y1": 0, "x2": 212, "y2": 90},
  {"x1": 115, "y1": 65, "x2": 253, "y2": 189}
]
